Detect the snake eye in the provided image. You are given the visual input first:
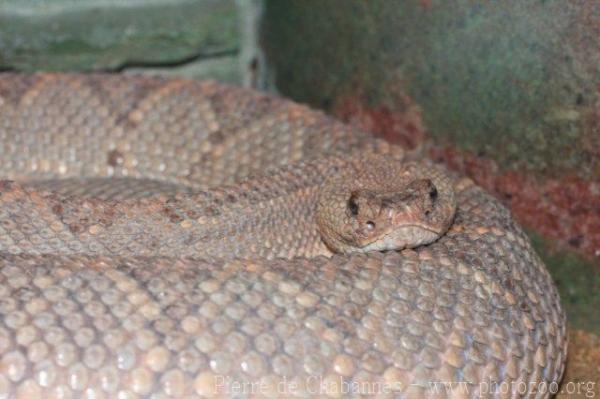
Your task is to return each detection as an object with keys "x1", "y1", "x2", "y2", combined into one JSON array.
[
  {"x1": 348, "y1": 192, "x2": 359, "y2": 216},
  {"x1": 365, "y1": 221, "x2": 375, "y2": 230}
]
